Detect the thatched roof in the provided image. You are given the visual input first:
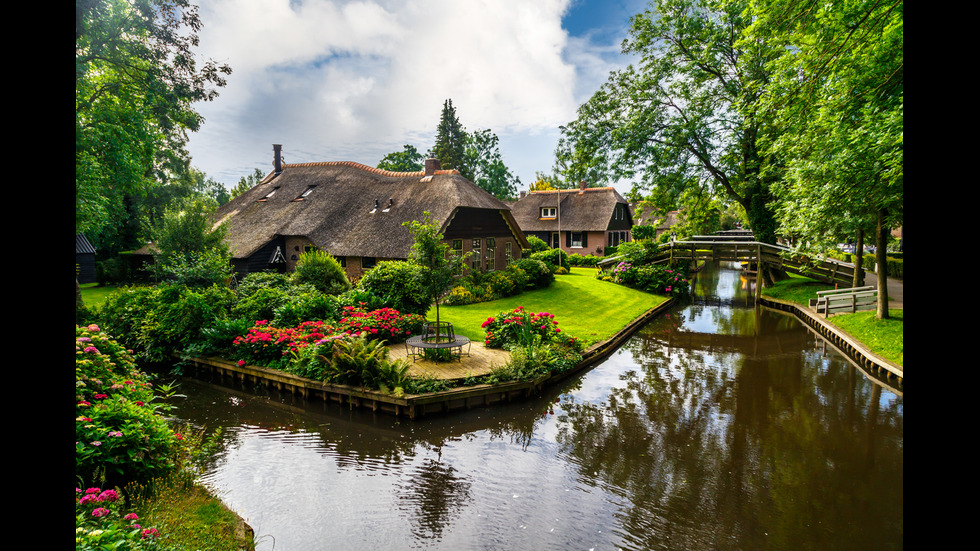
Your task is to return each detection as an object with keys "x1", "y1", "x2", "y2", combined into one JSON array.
[
  {"x1": 212, "y1": 161, "x2": 522, "y2": 260},
  {"x1": 509, "y1": 187, "x2": 631, "y2": 232}
]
